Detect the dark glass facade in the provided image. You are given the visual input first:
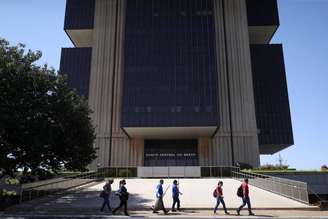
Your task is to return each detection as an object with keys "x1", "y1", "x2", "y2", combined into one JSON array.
[
  {"x1": 121, "y1": 0, "x2": 219, "y2": 127},
  {"x1": 64, "y1": 0, "x2": 95, "y2": 30},
  {"x1": 59, "y1": 47, "x2": 92, "y2": 97},
  {"x1": 250, "y1": 44, "x2": 293, "y2": 154},
  {"x1": 246, "y1": 0, "x2": 279, "y2": 26},
  {"x1": 144, "y1": 139, "x2": 198, "y2": 166}
]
